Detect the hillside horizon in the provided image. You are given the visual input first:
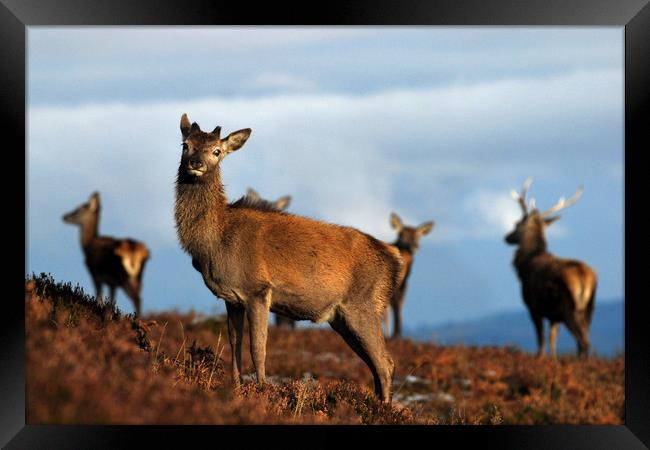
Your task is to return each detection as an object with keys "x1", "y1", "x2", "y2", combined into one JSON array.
[{"x1": 405, "y1": 299, "x2": 623, "y2": 357}]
